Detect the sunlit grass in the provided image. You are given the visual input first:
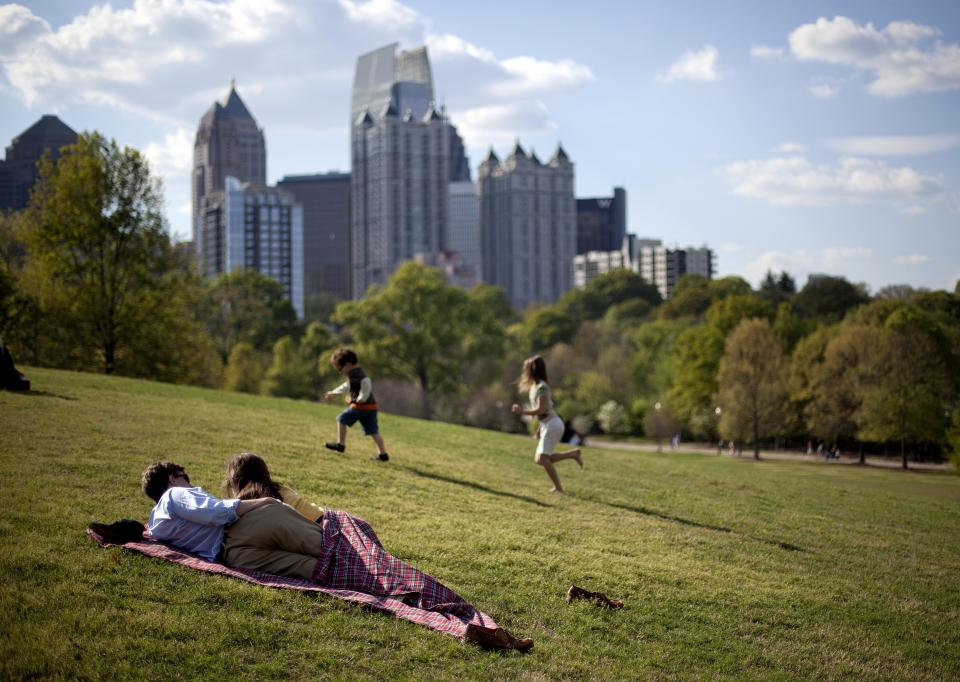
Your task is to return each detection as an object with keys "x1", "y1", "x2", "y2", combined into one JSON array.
[{"x1": 2, "y1": 367, "x2": 959, "y2": 680}]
